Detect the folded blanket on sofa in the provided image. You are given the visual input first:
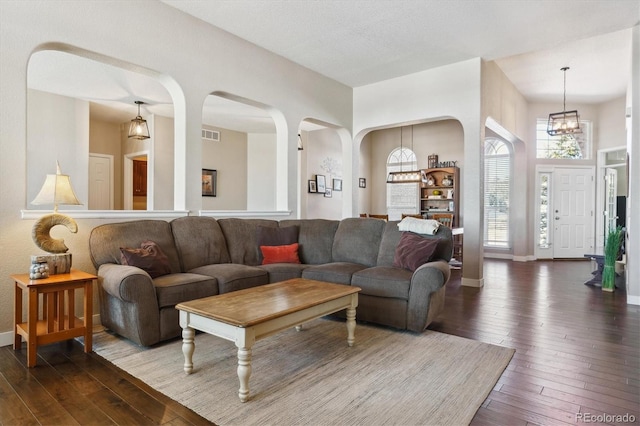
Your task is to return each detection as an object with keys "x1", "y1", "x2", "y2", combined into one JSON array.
[{"x1": 397, "y1": 217, "x2": 440, "y2": 235}]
